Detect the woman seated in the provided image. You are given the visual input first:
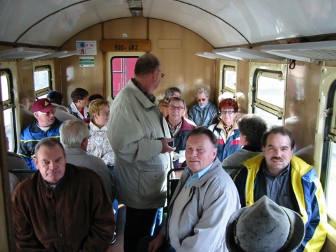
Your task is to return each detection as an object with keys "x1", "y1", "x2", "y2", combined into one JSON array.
[
  {"x1": 87, "y1": 99, "x2": 114, "y2": 169},
  {"x1": 208, "y1": 98, "x2": 242, "y2": 162}
]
